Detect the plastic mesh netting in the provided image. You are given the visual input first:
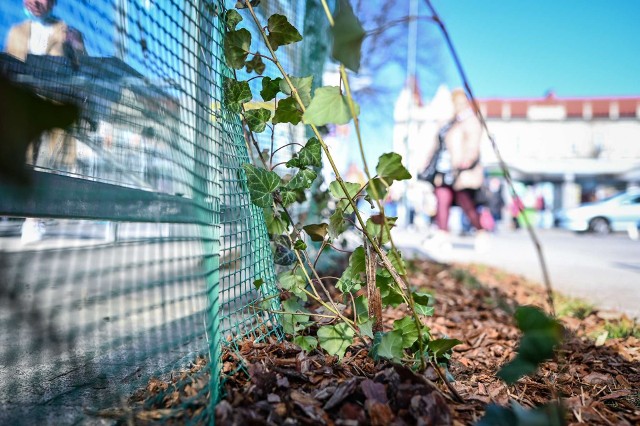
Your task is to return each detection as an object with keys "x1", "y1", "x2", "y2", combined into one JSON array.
[{"x1": 0, "y1": 0, "x2": 326, "y2": 423}]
